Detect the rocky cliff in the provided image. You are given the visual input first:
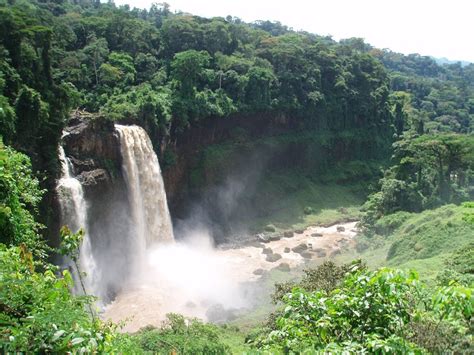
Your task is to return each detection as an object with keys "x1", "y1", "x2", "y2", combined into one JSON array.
[{"x1": 62, "y1": 112, "x2": 122, "y2": 196}]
